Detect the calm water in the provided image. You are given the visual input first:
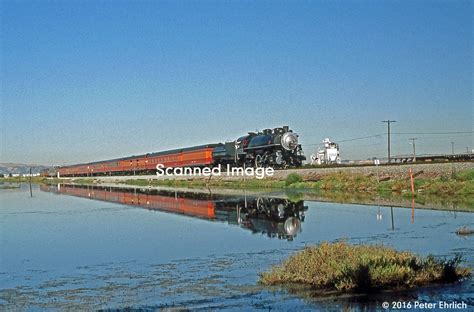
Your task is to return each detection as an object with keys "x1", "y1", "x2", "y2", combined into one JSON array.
[{"x1": 1, "y1": 184, "x2": 473, "y2": 311}]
